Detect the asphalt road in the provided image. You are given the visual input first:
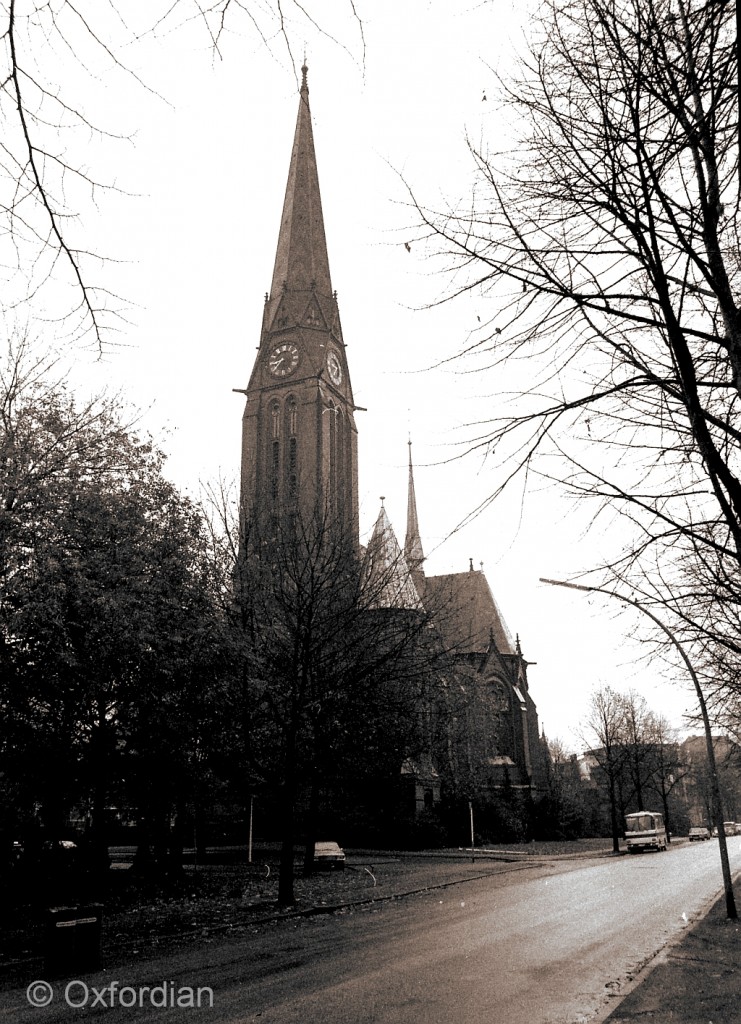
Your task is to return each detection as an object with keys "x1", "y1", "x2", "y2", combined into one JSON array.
[{"x1": 4, "y1": 840, "x2": 741, "y2": 1024}]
